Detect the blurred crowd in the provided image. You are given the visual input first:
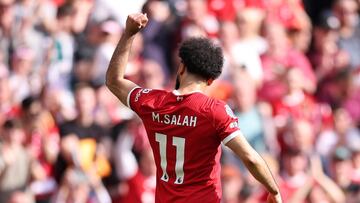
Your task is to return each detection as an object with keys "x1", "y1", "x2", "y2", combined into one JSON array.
[{"x1": 0, "y1": 0, "x2": 360, "y2": 202}]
